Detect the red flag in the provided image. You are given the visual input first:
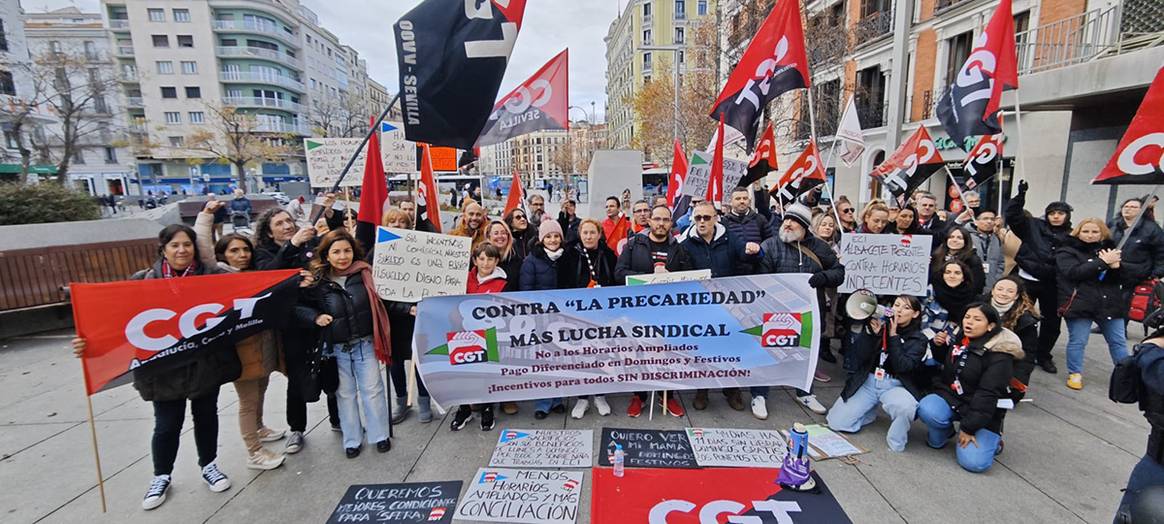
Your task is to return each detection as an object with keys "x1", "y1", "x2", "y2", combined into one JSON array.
[
  {"x1": 418, "y1": 144, "x2": 443, "y2": 232},
  {"x1": 477, "y1": 49, "x2": 570, "y2": 147},
  {"x1": 1093, "y1": 67, "x2": 1164, "y2": 184},
  {"x1": 744, "y1": 122, "x2": 778, "y2": 186},
  {"x1": 962, "y1": 133, "x2": 1005, "y2": 190},
  {"x1": 666, "y1": 139, "x2": 688, "y2": 208},
  {"x1": 707, "y1": 115, "x2": 726, "y2": 202},
  {"x1": 770, "y1": 141, "x2": 826, "y2": 207},
  {"x1": 935, "y1": 0, "x2": 1018, "y2": 146},
  {"x1": 504, "y1": 169, "x2": 526, "y2": 215},
  {"x1": 709, "y1": 0, "x2": 810, "y2": 150},
  {"x1": 871, "y1": 127, "x2": 946, "y2": 200},
  {"x1": 357, "y1": 116, "x2": 387, "y2": 227},
  {"x1": 71, "y1": 270, "x2": 300, "y2": 395}
]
